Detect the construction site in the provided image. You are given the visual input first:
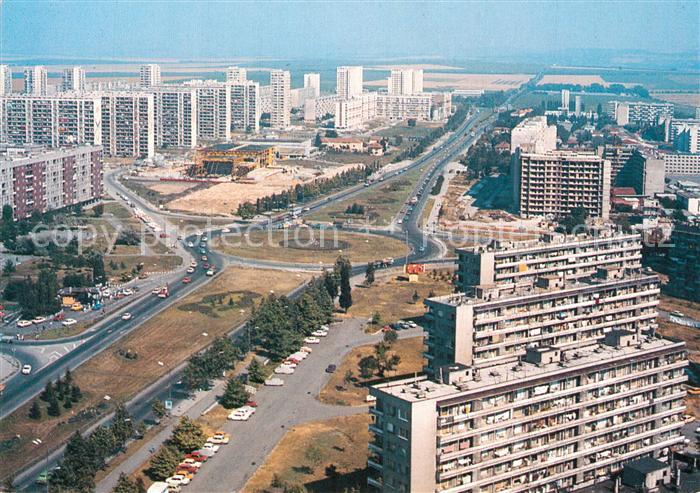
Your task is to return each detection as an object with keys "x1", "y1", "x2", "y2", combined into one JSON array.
[{"x1": 188, "y1": 144, "x2": 276, "y2": 179}]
